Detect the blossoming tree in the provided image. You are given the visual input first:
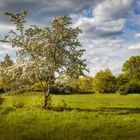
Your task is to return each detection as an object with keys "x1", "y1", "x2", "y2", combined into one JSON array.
[{"x1": 0, "y1": 10, "x2": 87, "y2": 108}]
